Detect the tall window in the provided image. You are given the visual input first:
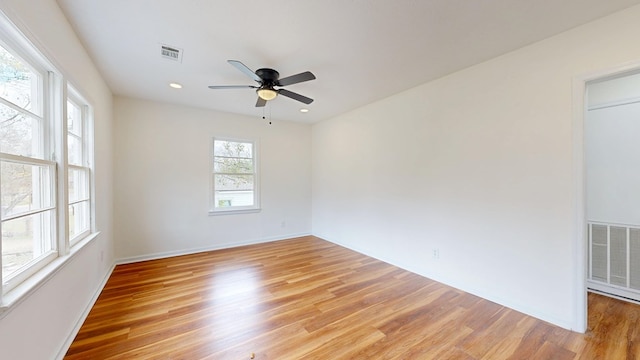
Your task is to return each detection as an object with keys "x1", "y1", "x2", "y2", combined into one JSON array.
[
  {"x1": 211, "y1": 138, "x2": 259, "y2": 213},
  {"x1": 67, "y1": 92, "x2": 91, "y2": 243},
  {"x1": 0, "y1": 41, "x2": 57, "y2": 289},
  {"x1": 0, "y1": 15, "x2": 95, "y2": 298}
]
